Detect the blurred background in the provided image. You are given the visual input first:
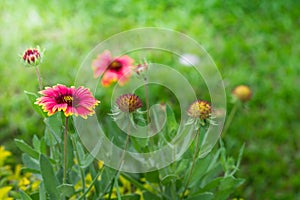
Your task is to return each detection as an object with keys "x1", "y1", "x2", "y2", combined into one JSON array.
[{"x1": 1, "y1": 0, "x2": 299, "y2": 199}]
